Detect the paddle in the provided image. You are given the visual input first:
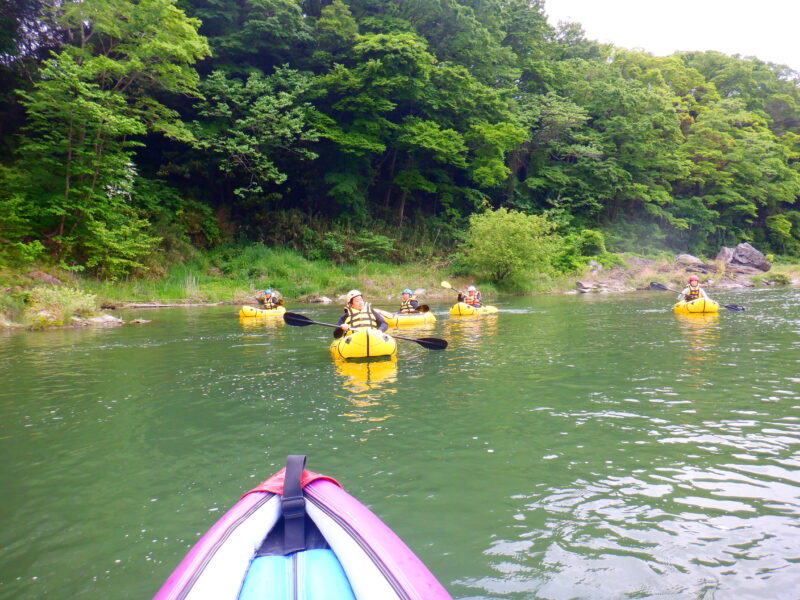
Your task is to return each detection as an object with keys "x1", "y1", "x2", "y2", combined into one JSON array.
[
  {"x1": 648, "y1": 282, "x2": 746, "y2": 311},
  {"x1": 283, "y1": 312, "x2": 448, "y2": 350},
  {"x1": 440, "y1": 280, "x2": 464, "y2": 295},
  {"x1": 441, "y1": 280, "x2": 485, "y2": 308}
]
